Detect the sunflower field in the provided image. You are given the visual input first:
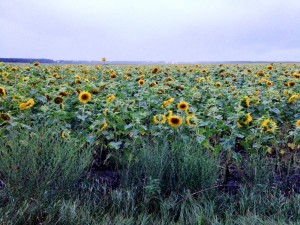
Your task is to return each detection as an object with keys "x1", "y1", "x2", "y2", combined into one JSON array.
[
  {"x1": 1, "y1": 62, "x2": 300, "y2": 157},
  {"x1": 2, "y1": 62, "x2": 300, "y2": 224}
]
